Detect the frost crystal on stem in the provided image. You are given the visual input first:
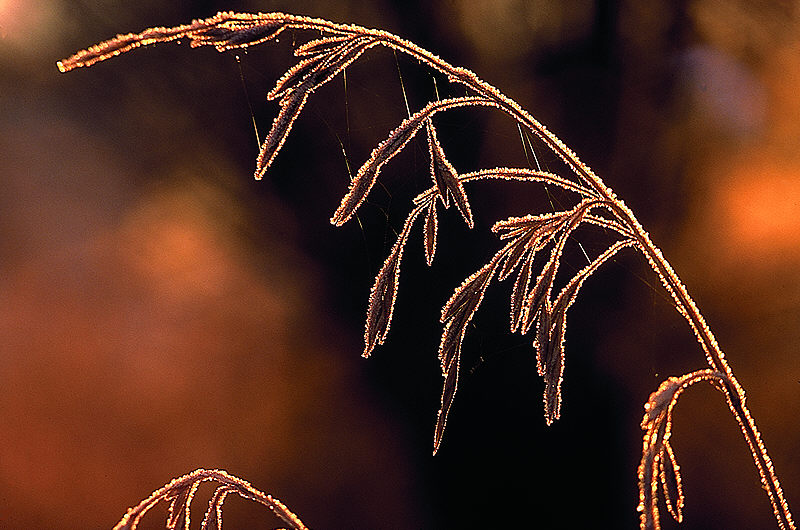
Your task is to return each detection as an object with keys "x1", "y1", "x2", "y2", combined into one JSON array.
[{"x1": 60, "y1": 11, "x2": 794, "y2": 529}]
